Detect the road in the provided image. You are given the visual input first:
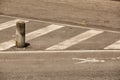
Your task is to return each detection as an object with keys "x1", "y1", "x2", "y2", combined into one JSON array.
[
  {"x1": 0, "y1": 13, "x2": 119, "y2": 80},
  {"x1": 0, "y1": 51, "x2": 120, "y2": 80},
  {"x1": 0, "y1": 15, "x2": 120, "y2": 51},
  {"x1": 0, "y1": 0, "x2": 120, "y2": 30},
  {"x1": 0, "y1": 0, "x2": 120, "y2": 80}
]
